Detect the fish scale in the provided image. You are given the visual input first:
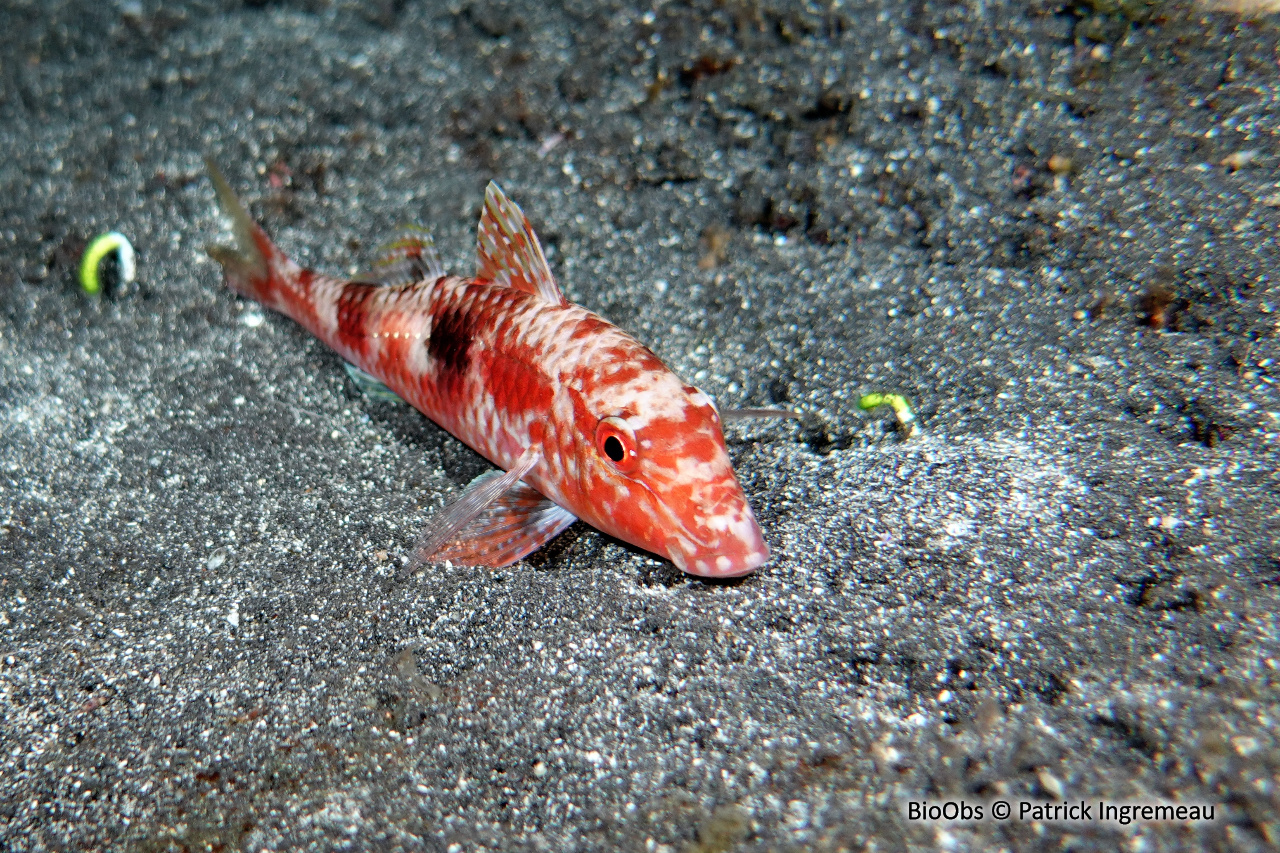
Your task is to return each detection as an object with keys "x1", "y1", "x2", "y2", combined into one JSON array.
[{"x1": 205, "y1": 160, "x2": 772, "y2": 577}]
